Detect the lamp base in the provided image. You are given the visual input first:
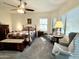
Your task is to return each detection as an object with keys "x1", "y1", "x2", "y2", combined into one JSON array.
[{"x1": 56, "y1": 28, "x2": 61, "y2": 35}]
